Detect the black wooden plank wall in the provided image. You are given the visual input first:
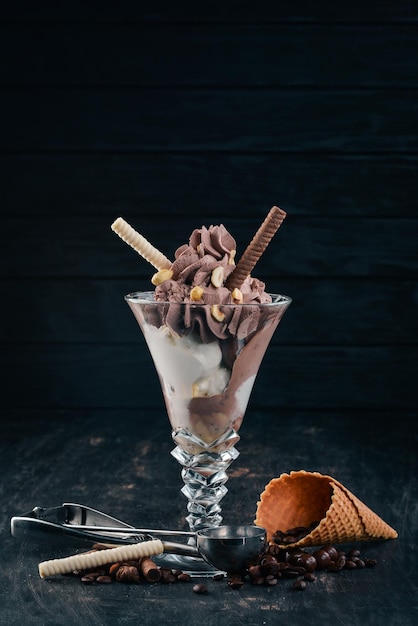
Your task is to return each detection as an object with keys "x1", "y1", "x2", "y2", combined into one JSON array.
[{"x1": 1, "y1": 2, "x2": 417, "y2": 427}]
